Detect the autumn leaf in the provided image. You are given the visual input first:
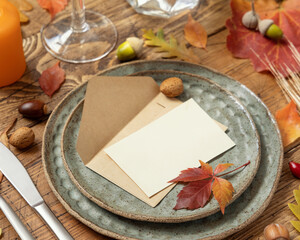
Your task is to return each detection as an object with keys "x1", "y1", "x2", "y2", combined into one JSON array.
[
  {"x1": 174, "y1": 179, "x2": 213, "y2": 210},
  {"x1": 184, "y1": 14, "x2": 207, "y2": 49},
  {"x1": 289, "y1": 185, "x2": 300, "y2": 232},
  {"x1": 37, "y1": 0, "x2": 68, "y2": 18},
  {"x1": 8, "y1": 0, "x2": 33, "y2": 23},
  {"x1": 142, "y1": 28, "x2": 200, "y2": 62},
  {"x1": 226, "y1": 0, "x2": 300, "y2": 77},
  {"x1": 39, "y1": 61, "x2": 65, "y2": 97},
  {"x1": 275, "y1": 101, "x2": 300, "y2": 151},
  {"x1": 212, "y1": 177, "x2": 234, "y2": 214},
  {"x1": 0, "y1": 118, "x2": 17, "y2": 149},
  {"x1": 170, "y1": 160, "x2": 249, "y2": 214}
]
